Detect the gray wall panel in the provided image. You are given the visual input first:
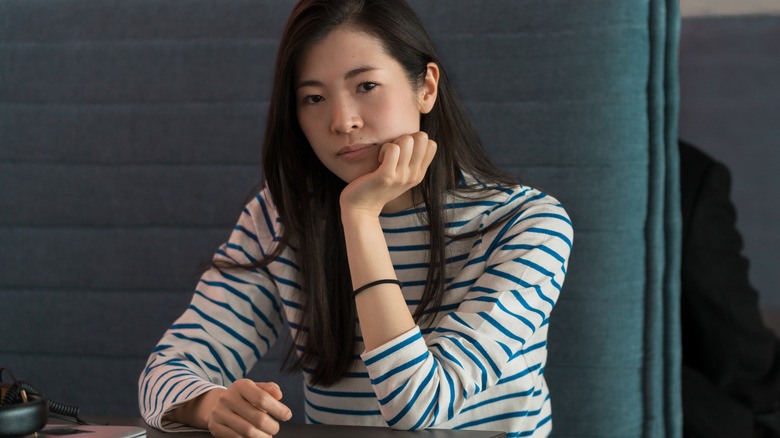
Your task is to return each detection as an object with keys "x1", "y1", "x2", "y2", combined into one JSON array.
[{"x1": 679, "y1": 16, "x2": 780, "y2": 307}]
